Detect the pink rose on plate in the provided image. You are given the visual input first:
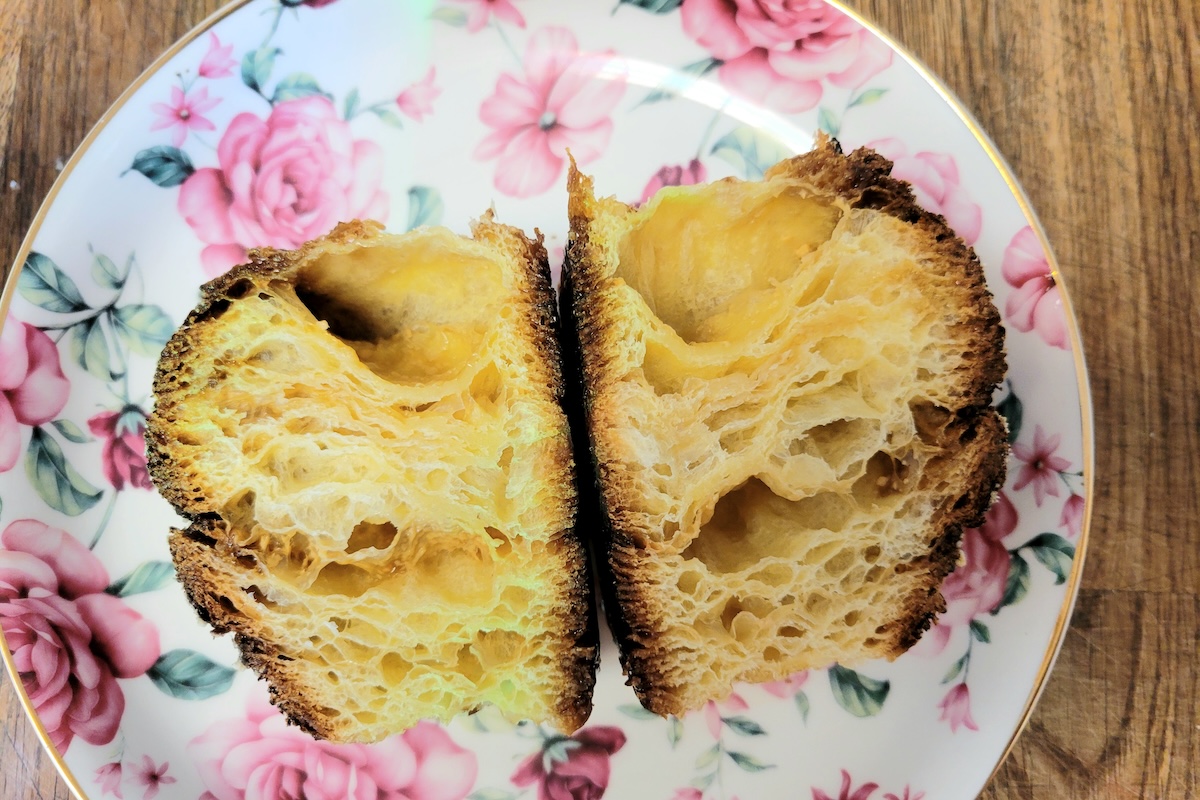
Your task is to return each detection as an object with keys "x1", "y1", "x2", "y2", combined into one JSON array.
[
  {"x1": 1002, "y1": 225, "x2": 1068, "y2": 349},
  {"x1": 511, "y1": 726, "x2": 627, "y2": 800},
  {"x1": 915, "y1": 492, "x2": 1016, "y2": 656},
  {"x1": 639, "y1": 158, "x2": 707, "y2": 205},
  {"x1": 179, "y1": 95, "x2": 388, "y2": 277},
  {"x1": 0, "y1": 520, "x2": 161, "y2": 752},
  {"x1": 866, "y1": 138, "x2": 982, "y2": 245},
  {"x1": 681, "y1": 0, "x2": 892, "y2": 113},
  {"x1": 475, "y1": 27, "x2": 626, "y2": 198},
  {"x1": 191, "y1": 698, "x2": 476, "y2": 800},
  {"x1": 0, "y1": 320, "x2": 70, "y2": 473},
  {"x1": 88, "y1": 407, "x2": 152, "y2": 491}
]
